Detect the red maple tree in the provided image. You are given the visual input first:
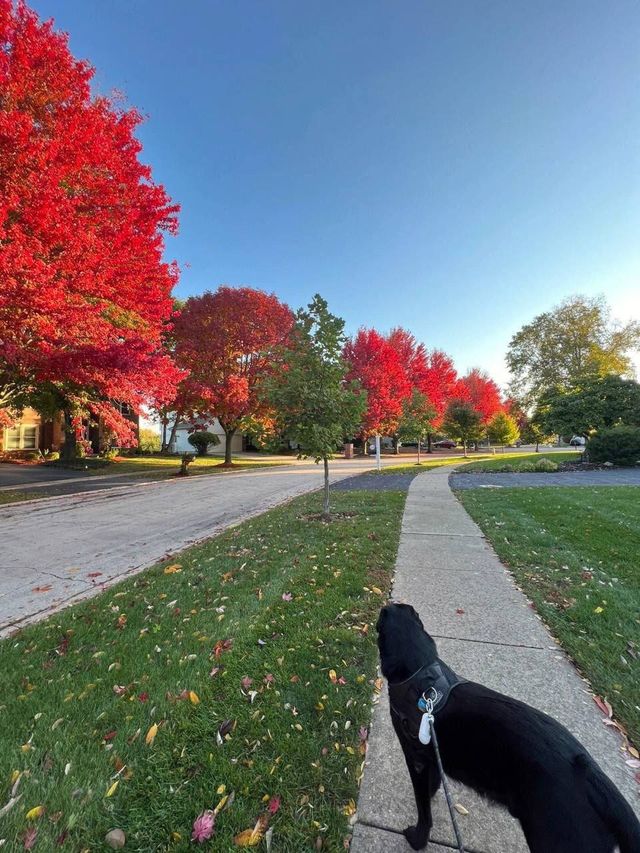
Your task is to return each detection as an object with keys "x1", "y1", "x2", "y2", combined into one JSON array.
[
  {"x1": 0, "y1": 1, "x2": 181, "y2": 457},
  {"x1": 386, "y1": 329, "x2": 460, "y2": 448},
  {"x1": 344, "y1": 328, "x2": 411, "y2": 440},
  {"x1": 173, "y1": 287, "x2": 294, "y2": 464},
  {"x1": 454, "y1": 368, "x2": 503, "y2": 424}
]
